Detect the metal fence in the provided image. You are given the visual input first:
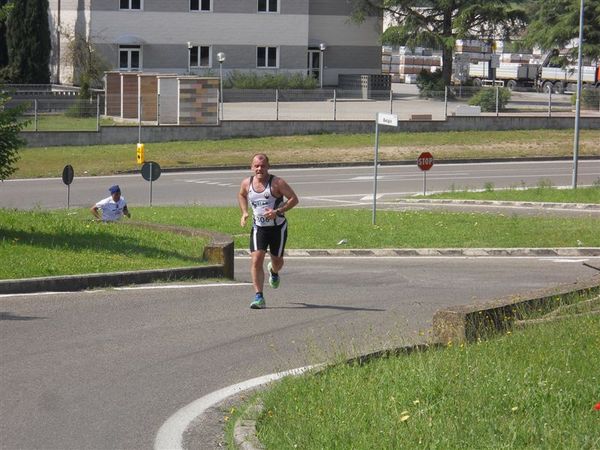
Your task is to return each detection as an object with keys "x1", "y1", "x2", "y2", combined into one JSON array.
[{"x1": 7, "y1": 85, "x2": 600, "y2": 132}]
